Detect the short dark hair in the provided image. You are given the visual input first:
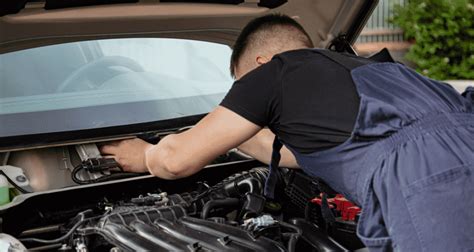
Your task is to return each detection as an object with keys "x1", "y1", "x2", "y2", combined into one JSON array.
[{"x1": 230, "y1": 13, "x2": 313, "y2": 77}]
